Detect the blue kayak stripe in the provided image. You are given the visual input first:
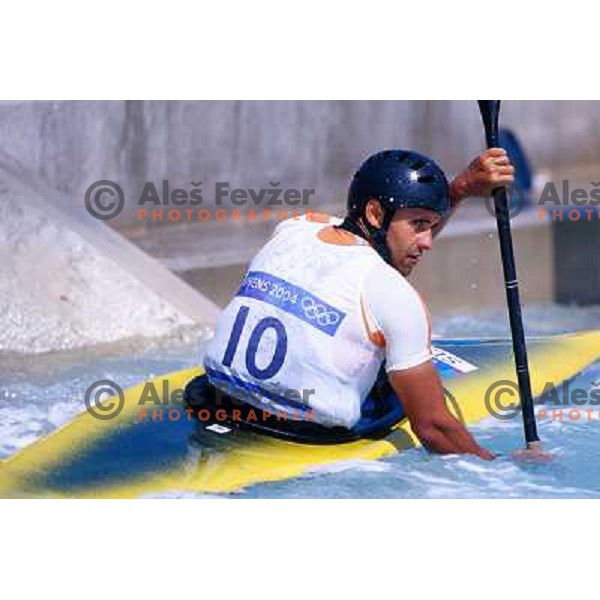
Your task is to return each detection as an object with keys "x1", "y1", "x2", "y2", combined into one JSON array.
[
  {"x1": 32, "y1": 408, "x2": 196, "y2": 493},
  {"x1": 237, "y1": 271, "x2": 345, "y2": 336}
]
